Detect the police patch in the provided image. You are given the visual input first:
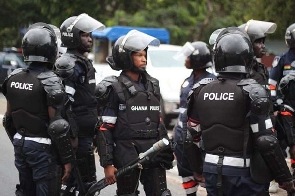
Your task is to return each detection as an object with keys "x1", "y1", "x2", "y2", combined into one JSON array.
[{"x1": 272, "y1": 56, "x2": 280, "y2": 68}]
